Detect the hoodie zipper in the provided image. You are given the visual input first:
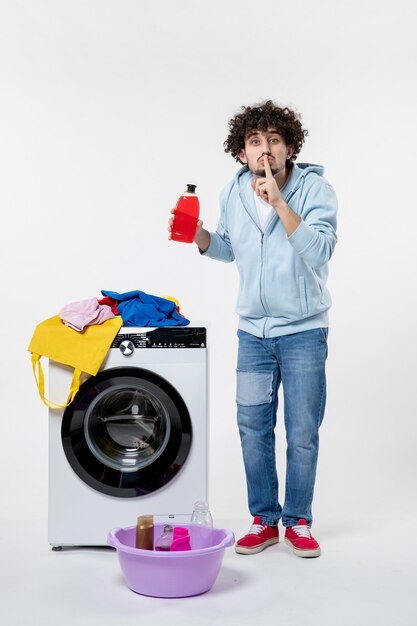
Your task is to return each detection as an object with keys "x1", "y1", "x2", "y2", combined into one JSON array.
[{"x1": 260, "y1": 232, "x2": 268, "y2": 338}]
